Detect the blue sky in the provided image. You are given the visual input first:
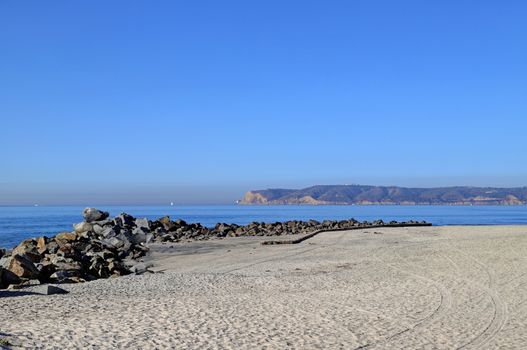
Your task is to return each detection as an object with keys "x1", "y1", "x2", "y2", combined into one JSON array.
[{"x1": 1, "y1": 1, "x2": 526, "y2": 204}]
